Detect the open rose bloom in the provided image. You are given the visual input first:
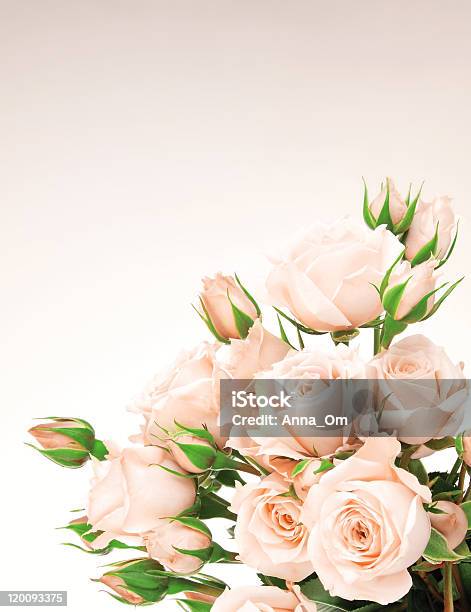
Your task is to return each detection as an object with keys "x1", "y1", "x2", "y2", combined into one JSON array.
[{"x1": 28, "y1": 177, "x2": 471, "y2": 611}]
